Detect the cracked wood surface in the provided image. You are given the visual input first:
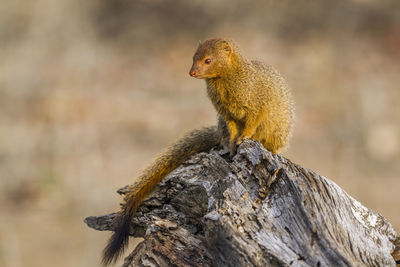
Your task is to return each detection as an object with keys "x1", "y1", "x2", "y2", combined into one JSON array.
[{"x1": 85, "y1": 140, "x2": 398, "y2": 267}]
